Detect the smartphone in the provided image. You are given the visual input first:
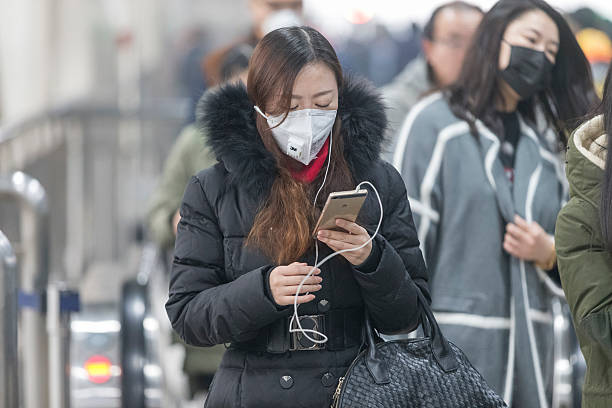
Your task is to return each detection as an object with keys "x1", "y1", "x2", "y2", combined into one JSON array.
[{"x1": 312, "y1": 189, "x2": 368, "y2": 237}]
